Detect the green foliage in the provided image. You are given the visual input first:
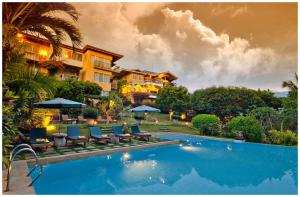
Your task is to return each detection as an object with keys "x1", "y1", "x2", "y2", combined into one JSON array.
[
  {"x1": 156, "y1": 85, "x2": 191, "y2": 113},
  {"x1": 192, "y1": 87, "x2": 265, "y2": 120},
  {"x1": 192, "y1": 114, "x2": 221, "y2": 136},
  {"x1": 256, "y1": 89, "x2": 282, "y2": 109},
  {"x1": 83, "y1": 108, "x2": 98, "y2": 119},
  {"x1": 5, "y1": 65, "x2": 57, "y2": 100},
  {"x1": 107, "y1": 91, "x2": 124, "y2": 119},
  {"x1": 227, "y1": 116, "x2": 264, "y2": 142},
  {"x1": 248, "y1": 107, "x2": 281, "y2": 132},
  {"x1": 55, "y1": 79, "x2": 102, "y2": 102},
  {"x1": 267, "y1": 130, "x2": 297, "y2": 146}
]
